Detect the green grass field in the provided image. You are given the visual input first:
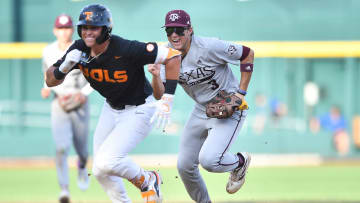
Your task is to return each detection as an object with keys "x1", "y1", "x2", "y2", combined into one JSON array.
[{"x1": 1, "y1": 164, "x2": 360, "y2": 203}]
